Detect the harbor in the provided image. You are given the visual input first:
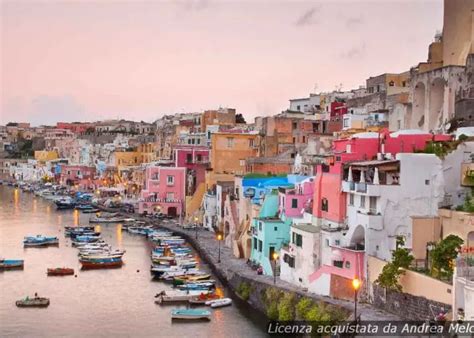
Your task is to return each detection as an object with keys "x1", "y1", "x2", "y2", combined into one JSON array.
[{"x1": 0, "y1": 186, "x2": 265, "y2": 337}]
